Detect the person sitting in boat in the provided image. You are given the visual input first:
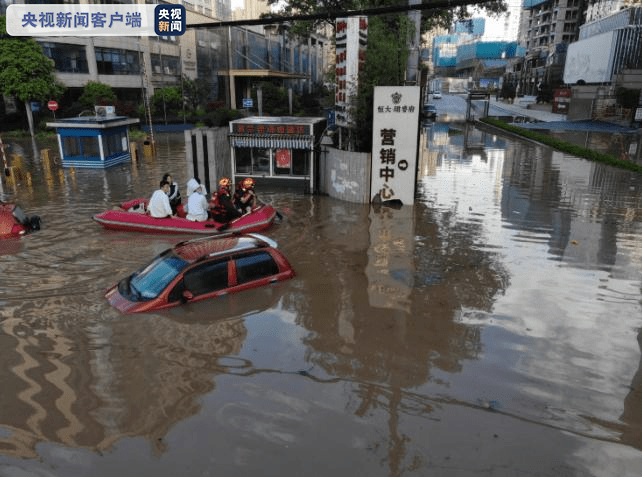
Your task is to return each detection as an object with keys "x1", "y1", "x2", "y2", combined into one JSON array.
[
  {"x1": 233, "y1": 178, "x2": 258, "y2": 215},
  {"x1": 162, "y1": 172, "x2": 181, "y2": 214},
  {"x1": 184, "y1": 178, "x2": 203, "y2": 216},
  {"x1": 211, "y1": 177, "x2": 242, "y2": 223},
  {"x1": 186, "y1": 183, "x2": 209, "y2": 222},
  {"x1": 186, "y1": 177, "x2": 207, "y2": 198},
  {"x1": 148, "y1": 180, "x2": 175, "y2": 218}
]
